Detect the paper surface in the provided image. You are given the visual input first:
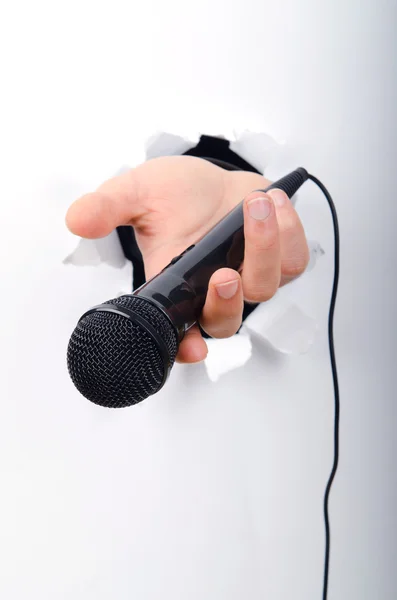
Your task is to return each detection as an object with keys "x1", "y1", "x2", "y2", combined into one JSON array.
[{"x1": 63, "y1": 131, "x2": 324, "y2": 382}]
